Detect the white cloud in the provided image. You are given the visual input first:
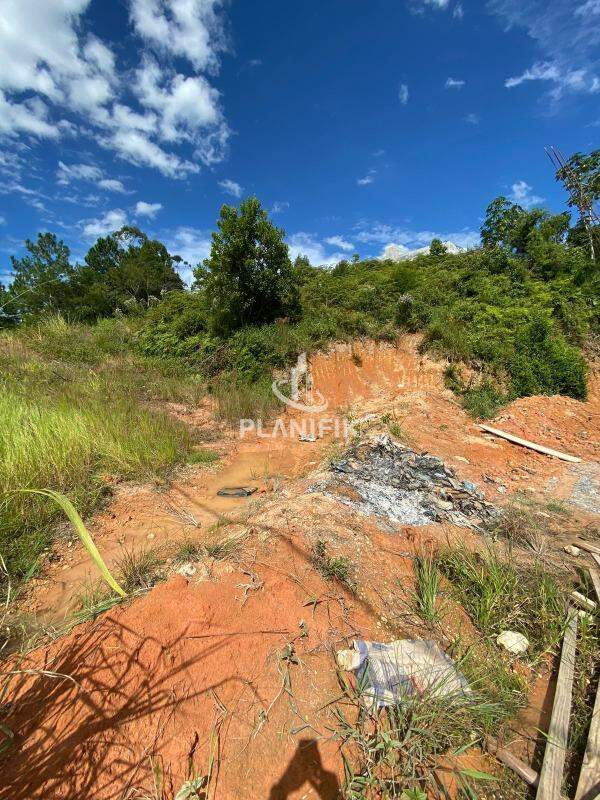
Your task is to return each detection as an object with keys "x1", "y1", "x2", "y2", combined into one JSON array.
[
  {"x1": 163, "y1": 226, "x2": 212, "y2": 284},
  {"x1": 325, "y1": 235, "x2": 354, "y2": 252},
  {"x1": 490, "y1": 0, "x2": 600, "y2": 102},
  {"x1": 505, "y1": 61, "x2": 599, "y2": 99},
  {"x1": 57, "y1": 161, "x2": 129, "y2": 193},
  {"x1": 219, "y1": 178, "x2": 243, "y2": 198},
  {"x1": 272, "y1": 201, "x2": 289, "y2": 213},
  {"x1": 129, "y1": 0, "x2": 228, "y2": 73},
  {"x1": 509, "y1": 180, "x2": 544, "y2": 208},
  {"x1": 412, "y1": 0, "x2": 451, "y2": 9},
  {"x1": 445, "y1": 78, "x2": 466, "y2": 89},
  {"x1": 453, "y1": 2, "x2": 464, "y2": 18},
  {"x1": 98, "y1": 178, "x2": 127, "y2": 193},
  {"x1": 355, "y1": 221, "x2": 480, "y2": 252},
  {"x1": 135, "y1": 200, "x2": 162, "y2": 218},
  {"x1": 0, "y1": 216, "x2": 6, "y2": 226},
  {"x1": 0, "y1": 0, "x2": 230, "y2": 179},
  {"x1": 398, "y1": 83, "x2": 409, "y2": 105},
  {"x1": 287, "y1": 233, "x2": 350, "y2": 267},
  {"x1": 82, "y1": 208, "x2": 127, "y2": 238},
  {"x1": 357, "y1": 170, "x2": 376, "y2": 186},
  {"x1": 464, "y1": 112, "x2": 480, "y2": 124}
]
